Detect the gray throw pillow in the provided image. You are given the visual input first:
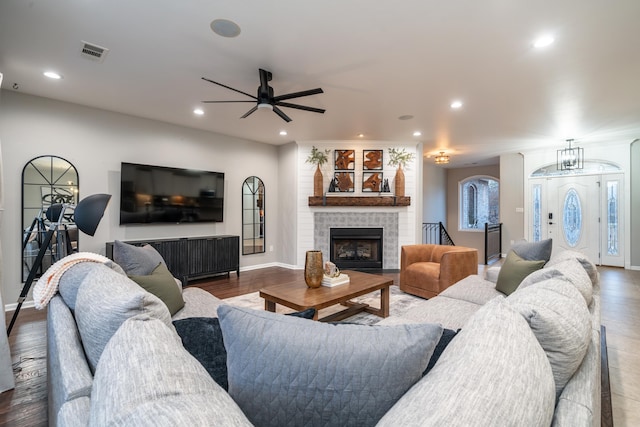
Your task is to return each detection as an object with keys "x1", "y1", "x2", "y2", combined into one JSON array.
[
  {"x1": 518, "y1": 258, "x2": 593, "y2": 306},
  {"x1": 511, "y1": 238, "x2": 552, "y2": 263},
  {"x1": 217, "y1": 305, "x2": 443, "y2": 427},
  {"x1": 91, "y1": 315, "x2": 253, "y2": 426},
  {"x1": 377, "y1": 297, "x2": 556, "y2": 426},
  {"x1": 113, "y1": 240, "x2": 165, "y2": 275},
  {"x1": 173, "y1": 309, "x2": 317, "y2": 391},
  {"x1": 72, "y1": 264, "x2": 172, "y2": 373},
  {"x1": 507, "y1": 278, "x2": 591, "y2": 400},
  {"x1": 546, "y1": 249, "x2": 599, "y2": 285},
  {"x1": 496, "y1": 250, "x2": 545, "y2": 295}
]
